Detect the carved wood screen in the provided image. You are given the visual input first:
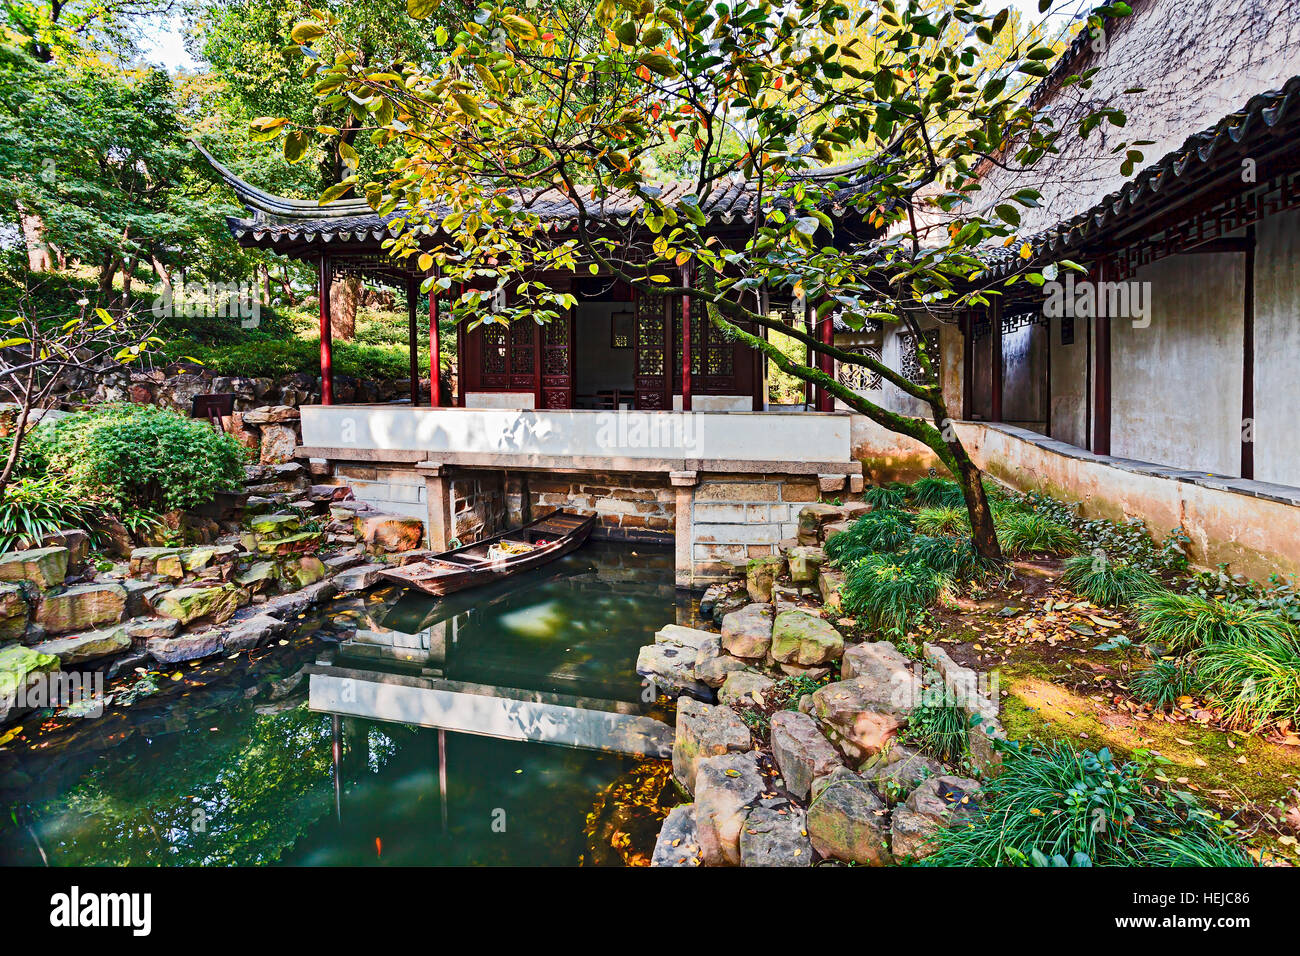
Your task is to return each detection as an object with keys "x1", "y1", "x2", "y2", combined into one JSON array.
[
  {"x1": 671, "y1": 297, "x2": 743, "y2": 393},
  {"x1": 540, "y1": 312, "x2": 574, "y2": 408},
  {"x1": 634, "y1": 286, "x2": 669, "y2": 409}
]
